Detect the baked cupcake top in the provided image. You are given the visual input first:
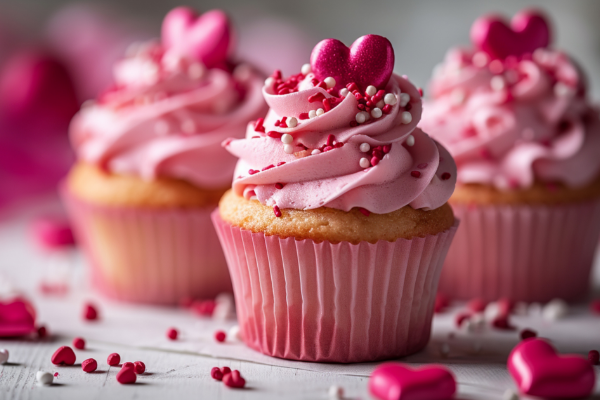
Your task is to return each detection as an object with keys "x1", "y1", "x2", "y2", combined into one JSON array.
[
  {"x1": 70, "y1": 7, "x2": 267, "y2": 189},
  {"x1": 420, "y1": 9, "x2": 600, "y2": 190},
  {"x1": 224, "y1": 35, "x2": 456, "y2": 215}
]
